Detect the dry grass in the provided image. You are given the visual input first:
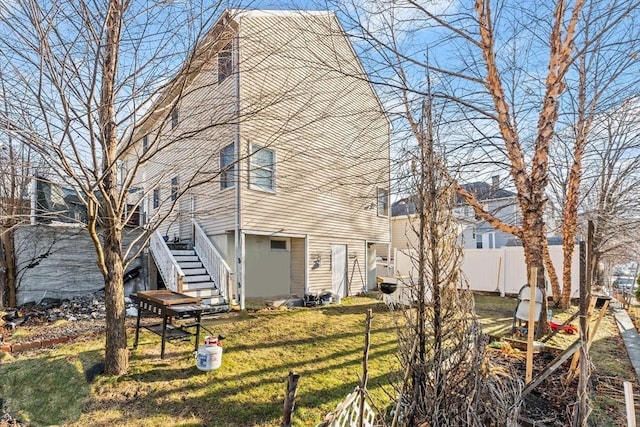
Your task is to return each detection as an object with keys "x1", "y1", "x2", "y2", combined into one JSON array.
[{"x1": 0, "y1": 294, "x2": 636, "y2": 426}]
